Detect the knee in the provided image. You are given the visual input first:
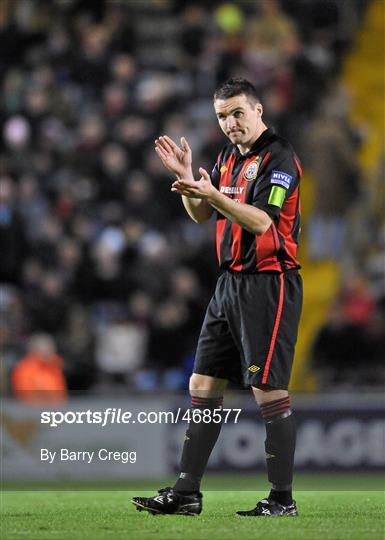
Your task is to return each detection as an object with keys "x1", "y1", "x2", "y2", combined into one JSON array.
[
  {"x1": 252, "y1": 385, "x2": 288, "y2": 406},
  {"x1": 189, "y1": 374, "x2": 227, "y2": 397},
  {"x1": 189, "y1": 374, "x2": 204, "y2": 393}
]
